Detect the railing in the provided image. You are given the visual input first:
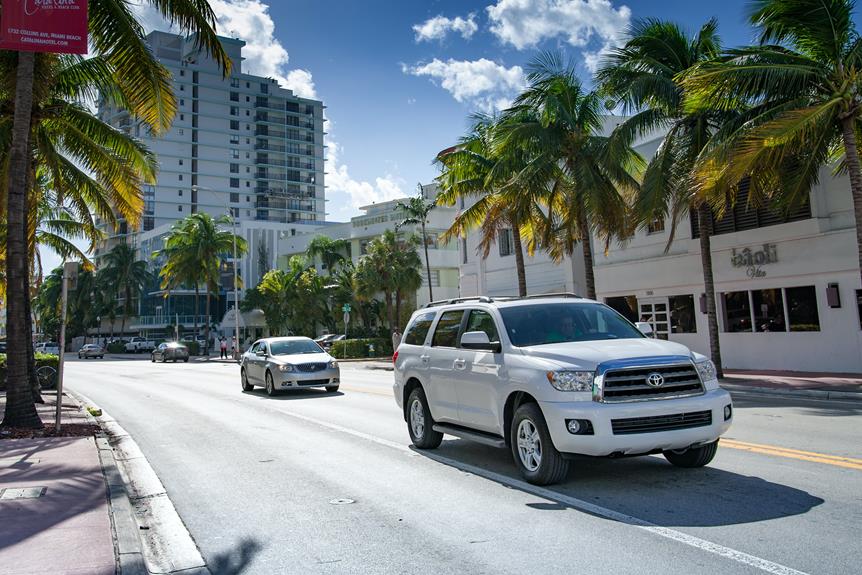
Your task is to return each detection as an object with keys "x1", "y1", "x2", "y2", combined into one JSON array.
[{"x1": 129, "y1": 315, "x2": 212, "y2": 328}]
